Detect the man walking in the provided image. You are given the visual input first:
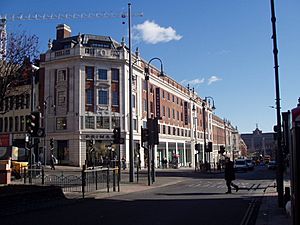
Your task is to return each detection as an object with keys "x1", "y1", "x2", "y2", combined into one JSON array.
[{"x1": 224, "y1": 157, "x2": 239, "y2": 194}]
